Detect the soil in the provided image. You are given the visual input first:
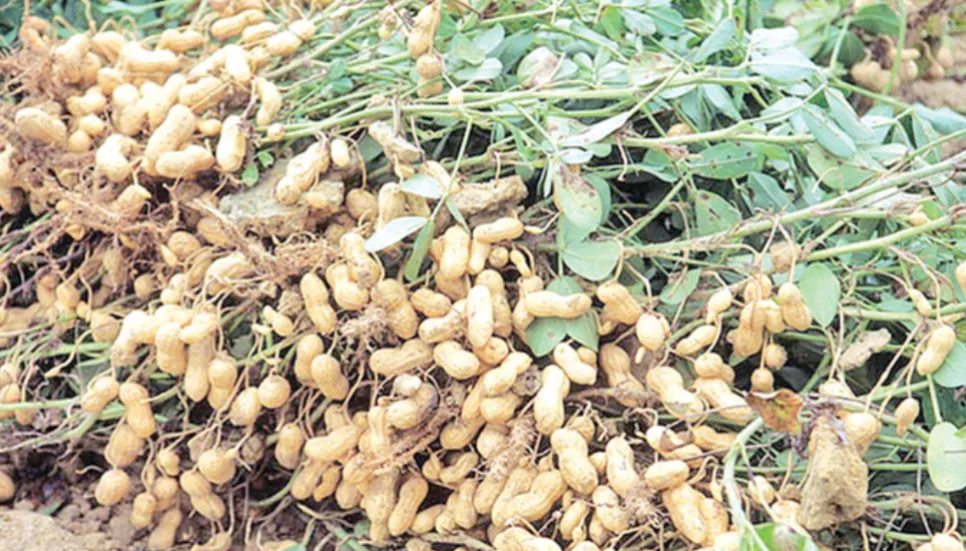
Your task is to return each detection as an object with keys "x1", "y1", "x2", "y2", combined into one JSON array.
[
  {"x1": 1, "y1": 483, "x2": 146, "y2": 551},
  {"x1": 0, "y1": 509, "x2": 110, "y2": 551},
  {"x1": 895, "y1": 34, "x2": 966, "y2": 158}
]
